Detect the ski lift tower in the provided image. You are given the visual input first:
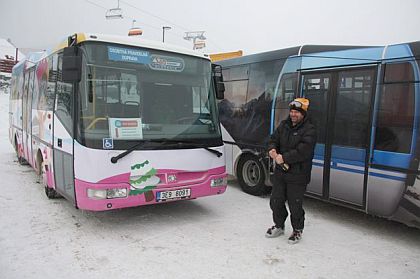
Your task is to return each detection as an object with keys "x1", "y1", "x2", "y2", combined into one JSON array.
[
  {"x1": 105, "y1": 0, "x2": 123, "y2": 19},
  {"x1": 183, "y1": 31, "x2": 206, "y2": 50}
]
